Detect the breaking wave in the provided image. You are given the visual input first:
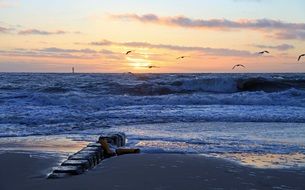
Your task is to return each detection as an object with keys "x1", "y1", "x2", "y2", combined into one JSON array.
[{"x1": 1, "y1": 73, "x2": 305, "y2": 137}]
